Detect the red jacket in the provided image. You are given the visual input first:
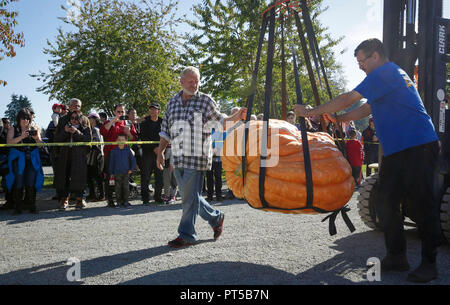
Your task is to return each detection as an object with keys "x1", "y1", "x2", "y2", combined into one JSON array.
[
  {"x1": 345, "y1": 139, "x2": 364, "y2": 167},
  {"x1": 100, "y1": 120, "x2": 137, "y2": 159}
]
